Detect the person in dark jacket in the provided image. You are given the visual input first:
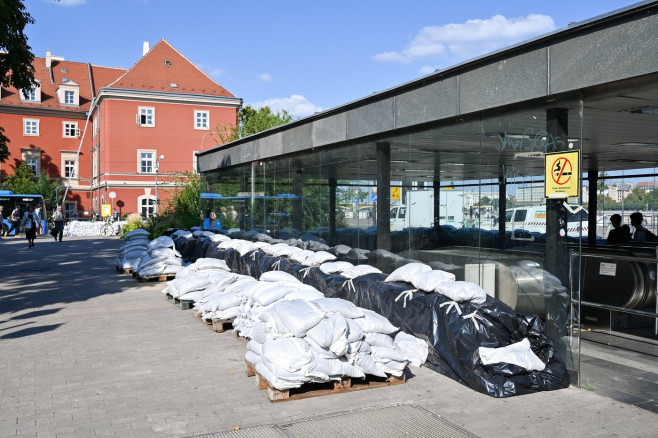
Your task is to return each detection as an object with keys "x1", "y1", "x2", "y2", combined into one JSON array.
[{"x1": 607, "y1": 214, "x2": 632, "y2": 244}]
